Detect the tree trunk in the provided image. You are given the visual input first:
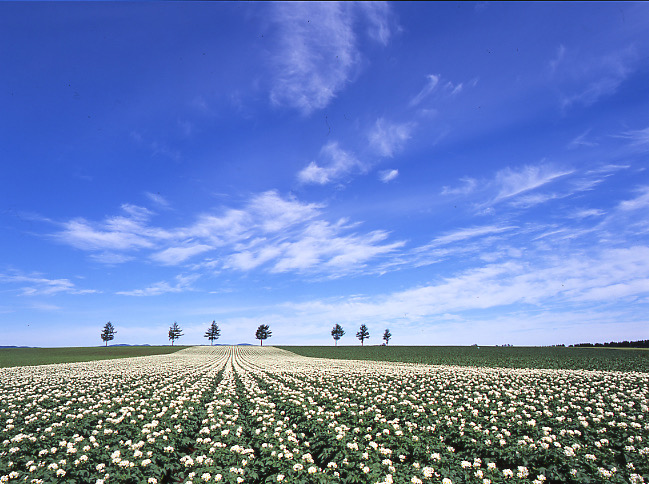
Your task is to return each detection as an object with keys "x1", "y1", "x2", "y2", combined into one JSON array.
[{"x1": 260, "y1": 340, "x2": 263, "y2": 346}]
